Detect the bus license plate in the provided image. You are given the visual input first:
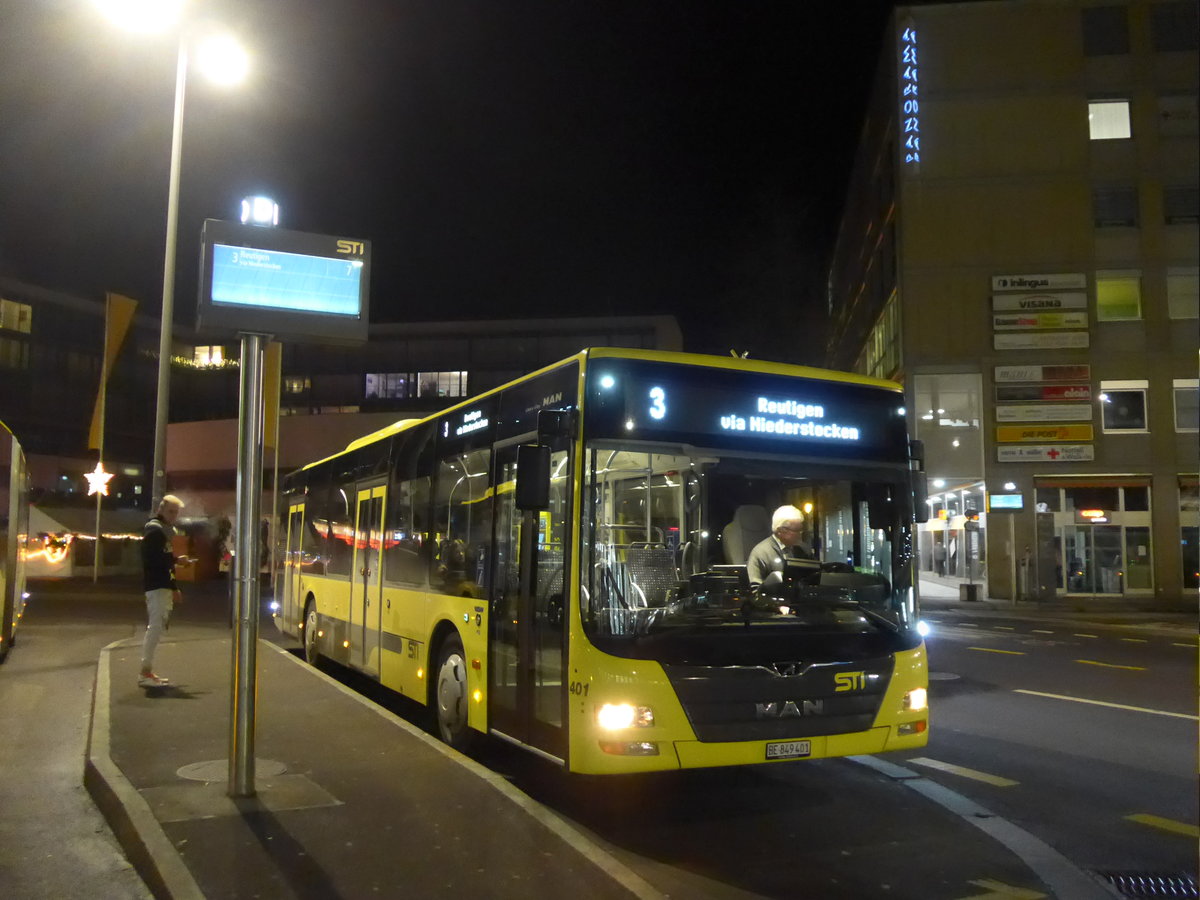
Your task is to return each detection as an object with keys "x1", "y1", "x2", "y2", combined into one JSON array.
[{"x1": 766, "y1": 740, "x2": 811, "y2": 760}]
